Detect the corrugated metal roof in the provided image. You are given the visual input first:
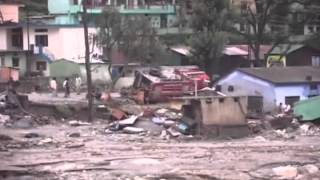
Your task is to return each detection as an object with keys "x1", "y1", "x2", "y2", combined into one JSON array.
[
  {"x1": 269, "y1": 44, "x2": 305, "y2": 54},
  {"x1": 237, "y1": 66, "x2": 320, "y2": 85},
  {"x1": 223, "y1": 46, "x2": 248, "y2": 56},
  {"x1": 170, "y1": 46, "x2": 192, "y2": 56}
]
